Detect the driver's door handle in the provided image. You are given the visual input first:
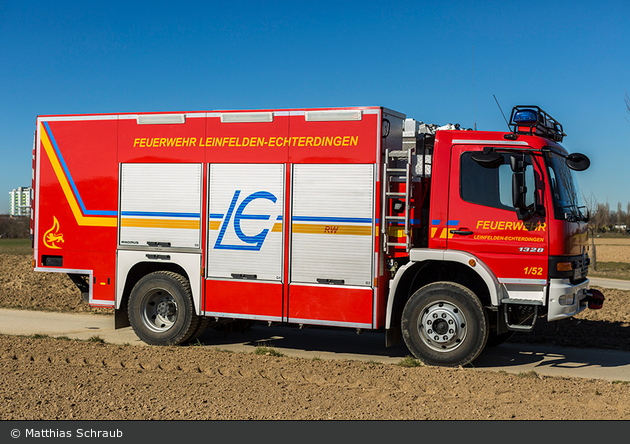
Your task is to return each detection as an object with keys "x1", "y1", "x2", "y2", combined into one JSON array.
[{"x1": 450, "y1": 229, "x2": 473, "y2": 236}]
